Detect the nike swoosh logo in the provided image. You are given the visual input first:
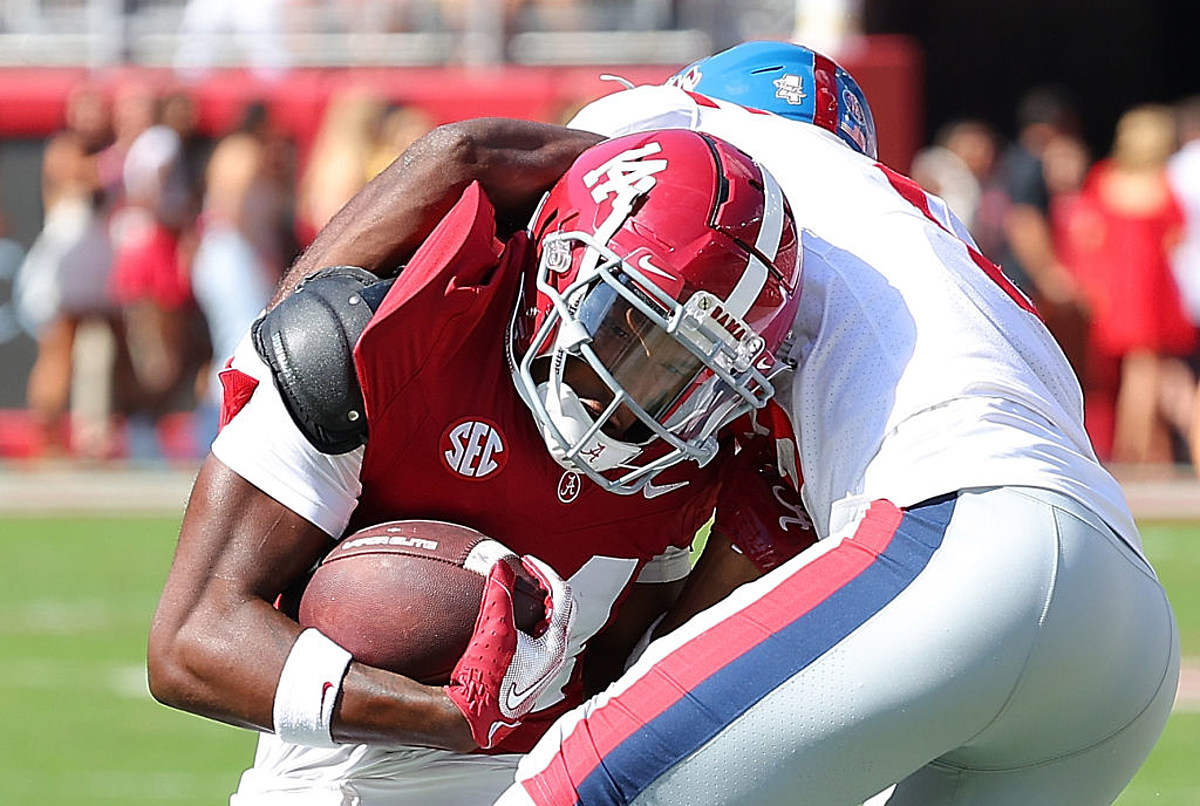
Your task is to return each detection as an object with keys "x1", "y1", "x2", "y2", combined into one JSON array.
[
  {"x1": 319, "y1": 681, "x2": 336, "y2": 712},
  {"x1": 637, "y1": 254, "x2": 675, "y2": 281},
  {"x1": 485, "y1": 718, "x2": 522, "y2": 747},
  {"x1": 502, "y1": 666, "x2": 561, "y2": 716},
  {"x1": 641, "y1": 479, "x2": 688, "y2": 499}
]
